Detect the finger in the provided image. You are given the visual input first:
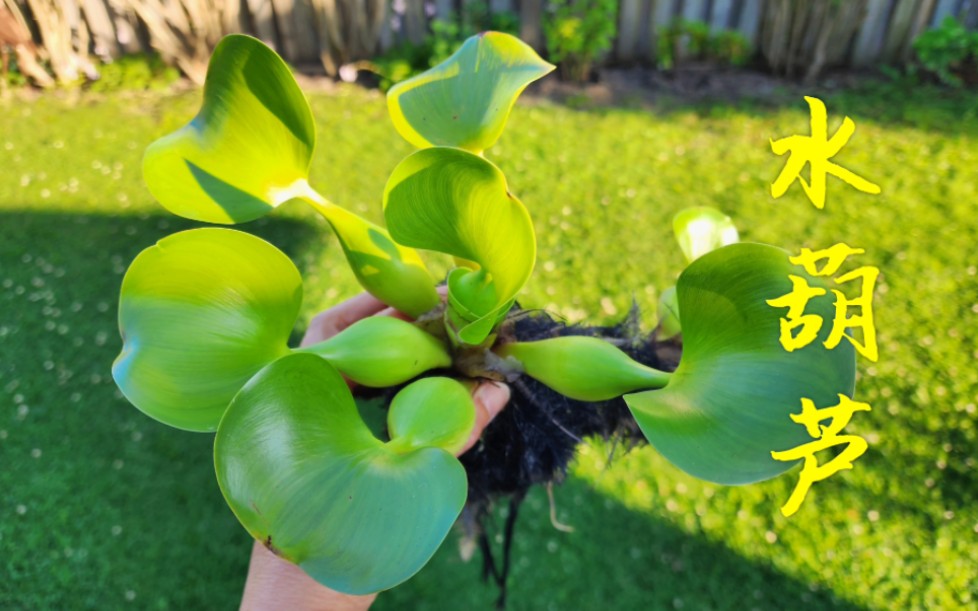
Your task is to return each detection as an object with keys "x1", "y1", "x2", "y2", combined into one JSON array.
[
  {"x1": 374, "y1": 285, "x2": 448, "y2": 321},
  {"x1": 457, "y1": 381, "x2": 510, "y2": 456},
  {"x1": 301, "y1": 292, "x2": 389, "y2": 346}
]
